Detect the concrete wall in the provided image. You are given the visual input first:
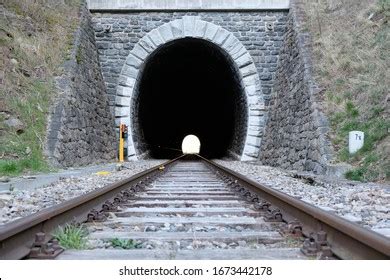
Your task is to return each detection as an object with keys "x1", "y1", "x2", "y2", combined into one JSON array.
[
  {"x1": 45, "y1": 3, "x2": 116, "y2": 167},
  {"x1": 260, "y1": 1, "x2": 333, "y2": 173},
  {"x1": 87, "y1": 0, "x2": 290, "y2": 11}
]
